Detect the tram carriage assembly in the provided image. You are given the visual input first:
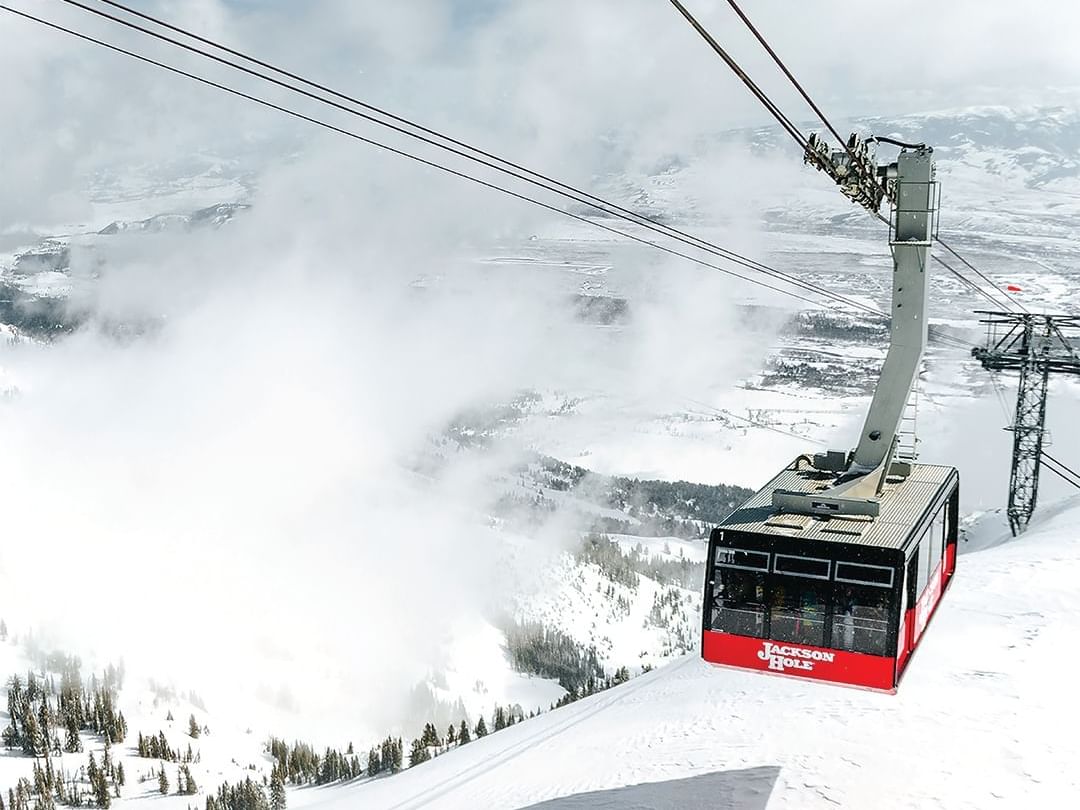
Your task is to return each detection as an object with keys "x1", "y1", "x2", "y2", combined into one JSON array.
[
  {"x1": 701, "y1": 144, "x2": 959, "y2": 692},
  {"x1": 703, "y1": 461, "x2": 958, "y2": 691}
]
